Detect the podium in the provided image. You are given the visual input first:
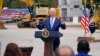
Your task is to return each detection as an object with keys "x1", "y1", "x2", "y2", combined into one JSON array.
[{"x1": 35, "y1": 31, "x2": 63, "y2": 56}]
